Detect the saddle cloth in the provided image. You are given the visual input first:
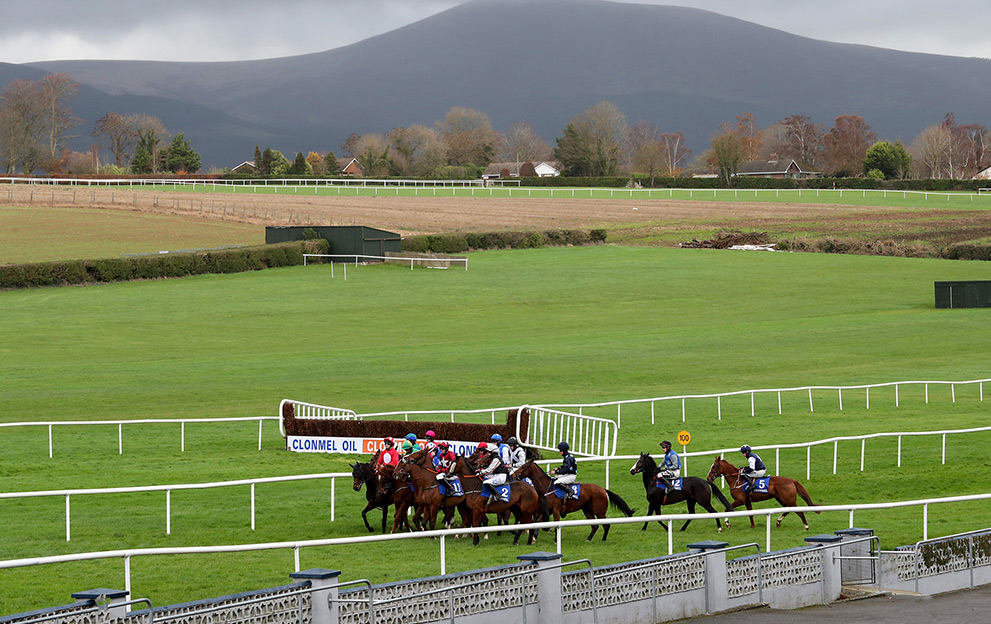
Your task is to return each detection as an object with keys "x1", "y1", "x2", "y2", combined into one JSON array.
[
  {"x1": 553, "y1": 483, "x2": 581, "y2": 500},
  {"x1": 439, "y1": 477, "x2": 464, "y2": 497},
  {"x1": 742, "y1": 477, "x2": 770, "y2": 493},
  {"x1": 481, "y1": 483, "x2": 512, "y2": 502},
  {"x1": 656, "y1": 477, "x2": 683, "y2": 492}
]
